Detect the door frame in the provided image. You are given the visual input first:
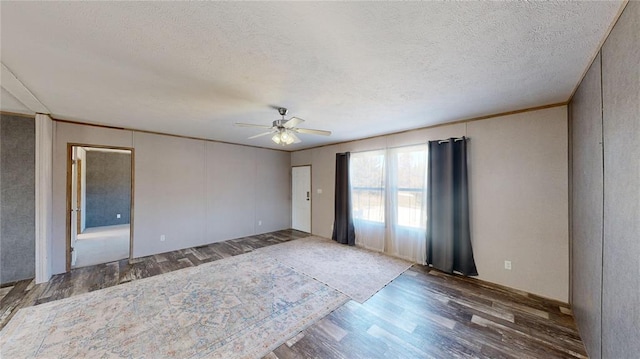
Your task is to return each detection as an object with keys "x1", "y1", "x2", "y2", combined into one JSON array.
[
  {"x1": 291, "y1": 164, "x2": 312, "y2": 233},
  {"x1": 76, "y1": 158, "x2": 82, "y2": 234},
  {"x1": 65, "y1": 143, "x2": 135, "y2": 272}
]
